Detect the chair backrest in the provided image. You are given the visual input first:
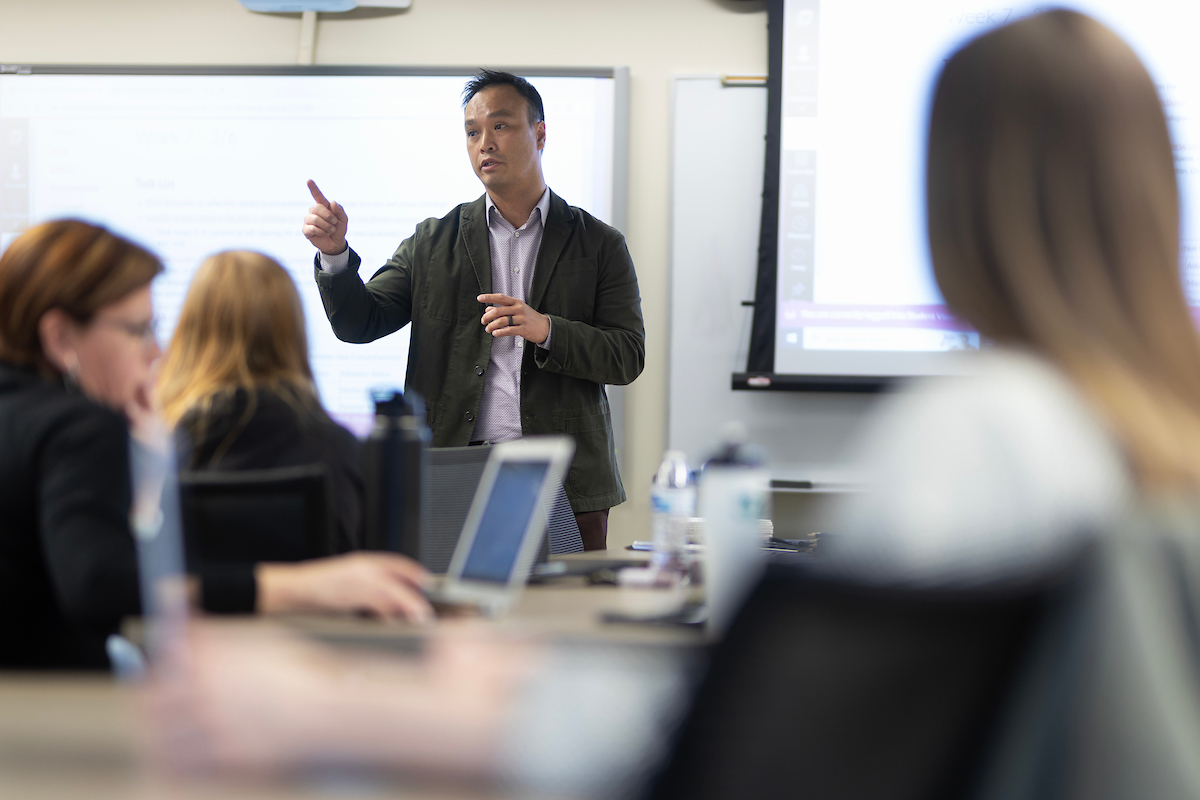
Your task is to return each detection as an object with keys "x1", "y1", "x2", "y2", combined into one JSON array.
[
  {"x1": 545, "y1": 480, "x2": 585, "y2": 555},
  {"x1": 424, "y1": 446, "x2": 493, "y2": 573},
  {"x1": 649, "y1": 559, "x2": 1077, "y2": 800},
  {"x1": 424, "y1": 446, "x2": 582, "y2": 573},
  {"x1": 651, "y1": 510, "x2": 1200, "y2": 800},
  {"x1": 179, "y1": 464, "x2": 334, "y2": 568},
  {"x1": 974, "y1": 510, "x2": 1200, "y2": 800}
]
